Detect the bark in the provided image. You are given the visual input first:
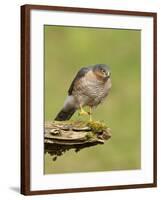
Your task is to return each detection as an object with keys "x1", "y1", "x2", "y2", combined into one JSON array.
[{"x1": 45, "y1": 120, "x2": 111, "y2": 161}]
